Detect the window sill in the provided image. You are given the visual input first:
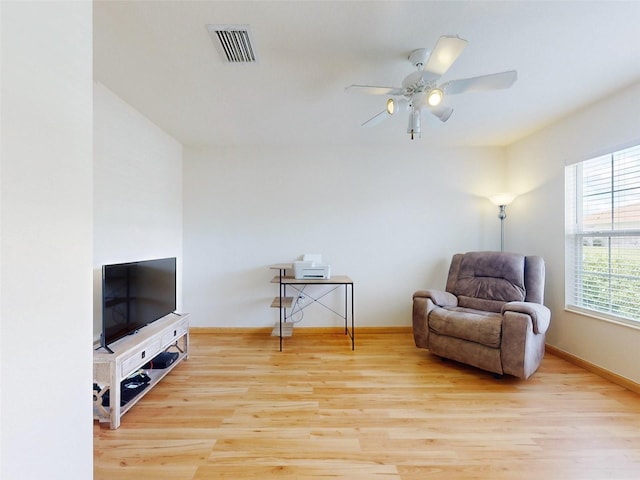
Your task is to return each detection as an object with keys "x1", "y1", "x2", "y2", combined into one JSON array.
[{"x1": 565, "y1": 306, "x2": 640, "y2": 331}]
